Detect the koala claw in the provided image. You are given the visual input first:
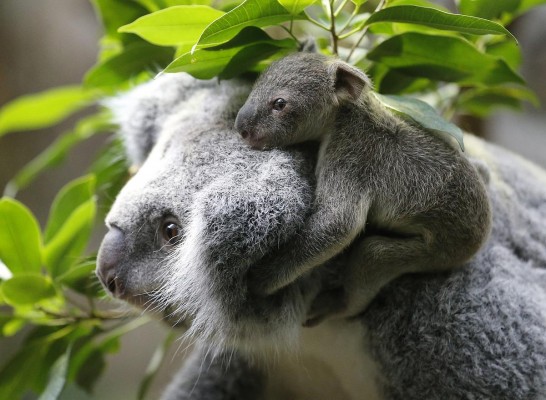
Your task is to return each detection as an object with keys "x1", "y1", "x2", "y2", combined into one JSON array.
[
  {"x1": 247, "y1": 266, "x2": 275, "y2": 296},
  {"x1": 303, "y1": 287, "x2": 347, "y2": 327},
  {"x1": 247, "y1": 257, "x2": 294, "y2": 296}
]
